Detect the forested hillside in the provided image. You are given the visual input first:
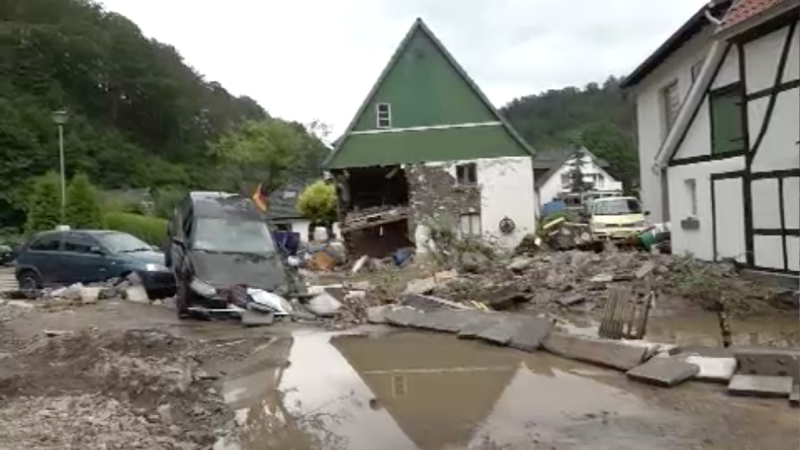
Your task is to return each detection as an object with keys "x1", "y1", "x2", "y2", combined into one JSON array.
[
  {"x1": 0, "y1": 0, "x2": 327, "y2": 228},
  {"x1": 501, "y1": 76, "x2": 640, "y2": 190}
]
